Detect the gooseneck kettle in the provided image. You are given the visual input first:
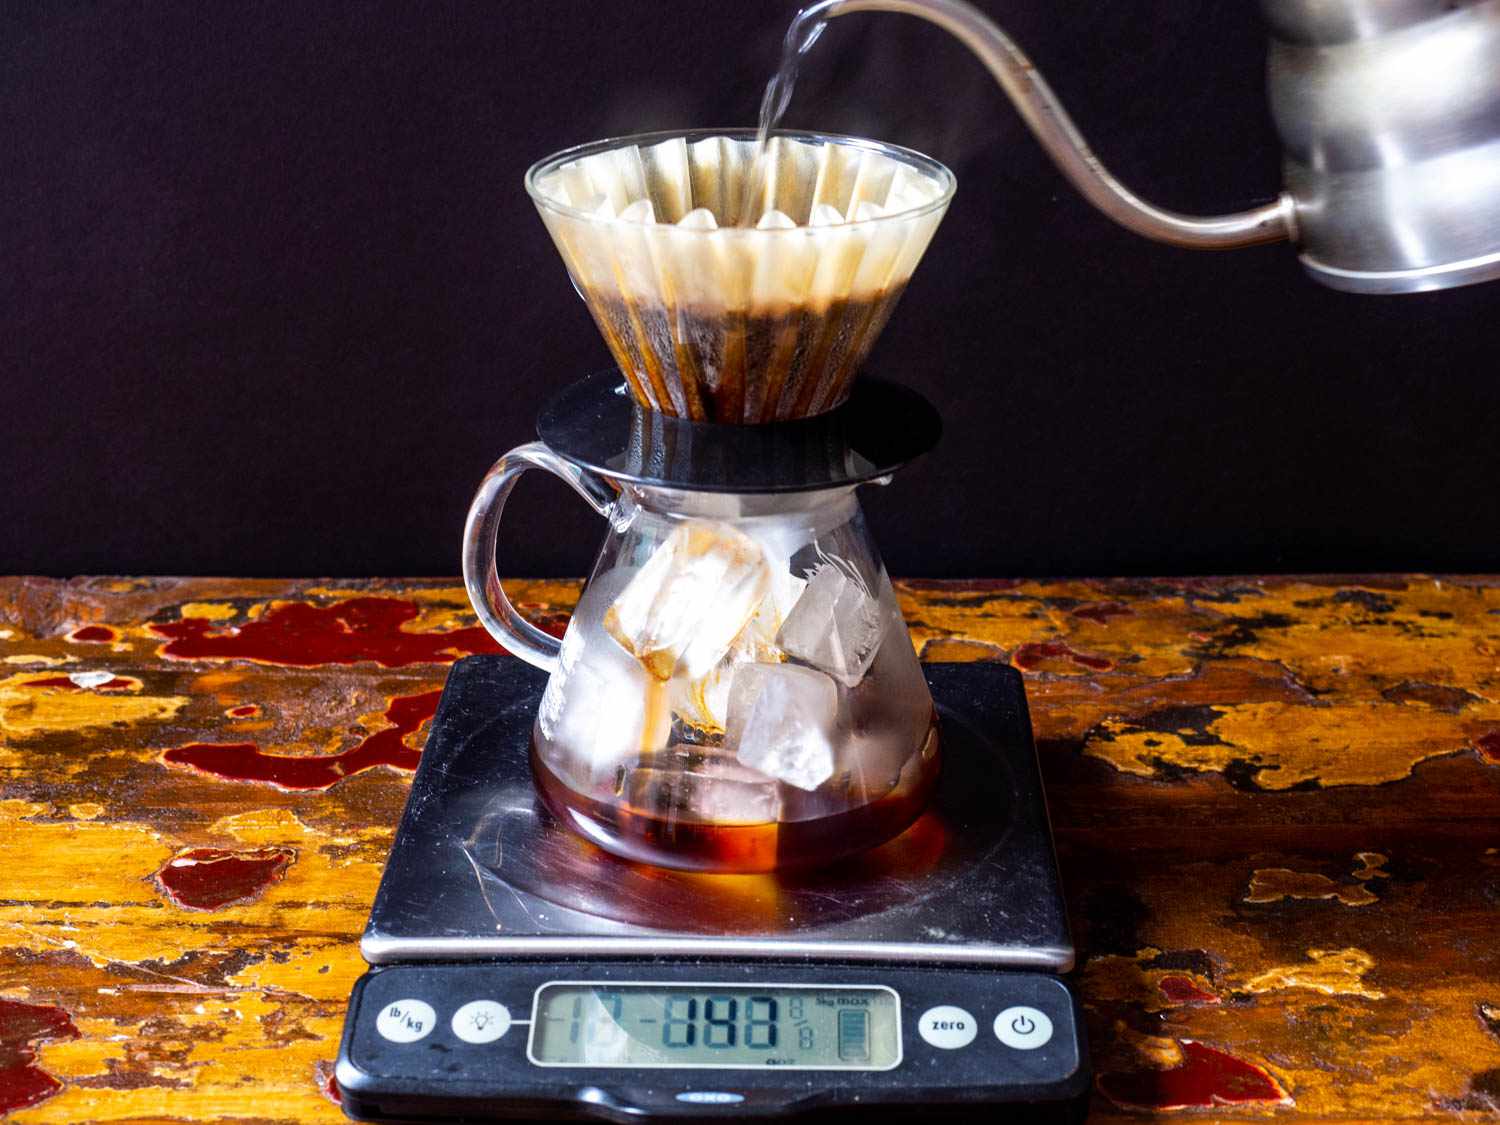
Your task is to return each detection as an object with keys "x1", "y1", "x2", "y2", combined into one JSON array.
[{"x1": 820, "y1": 0, "x2": 1500, "y2": 293}]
